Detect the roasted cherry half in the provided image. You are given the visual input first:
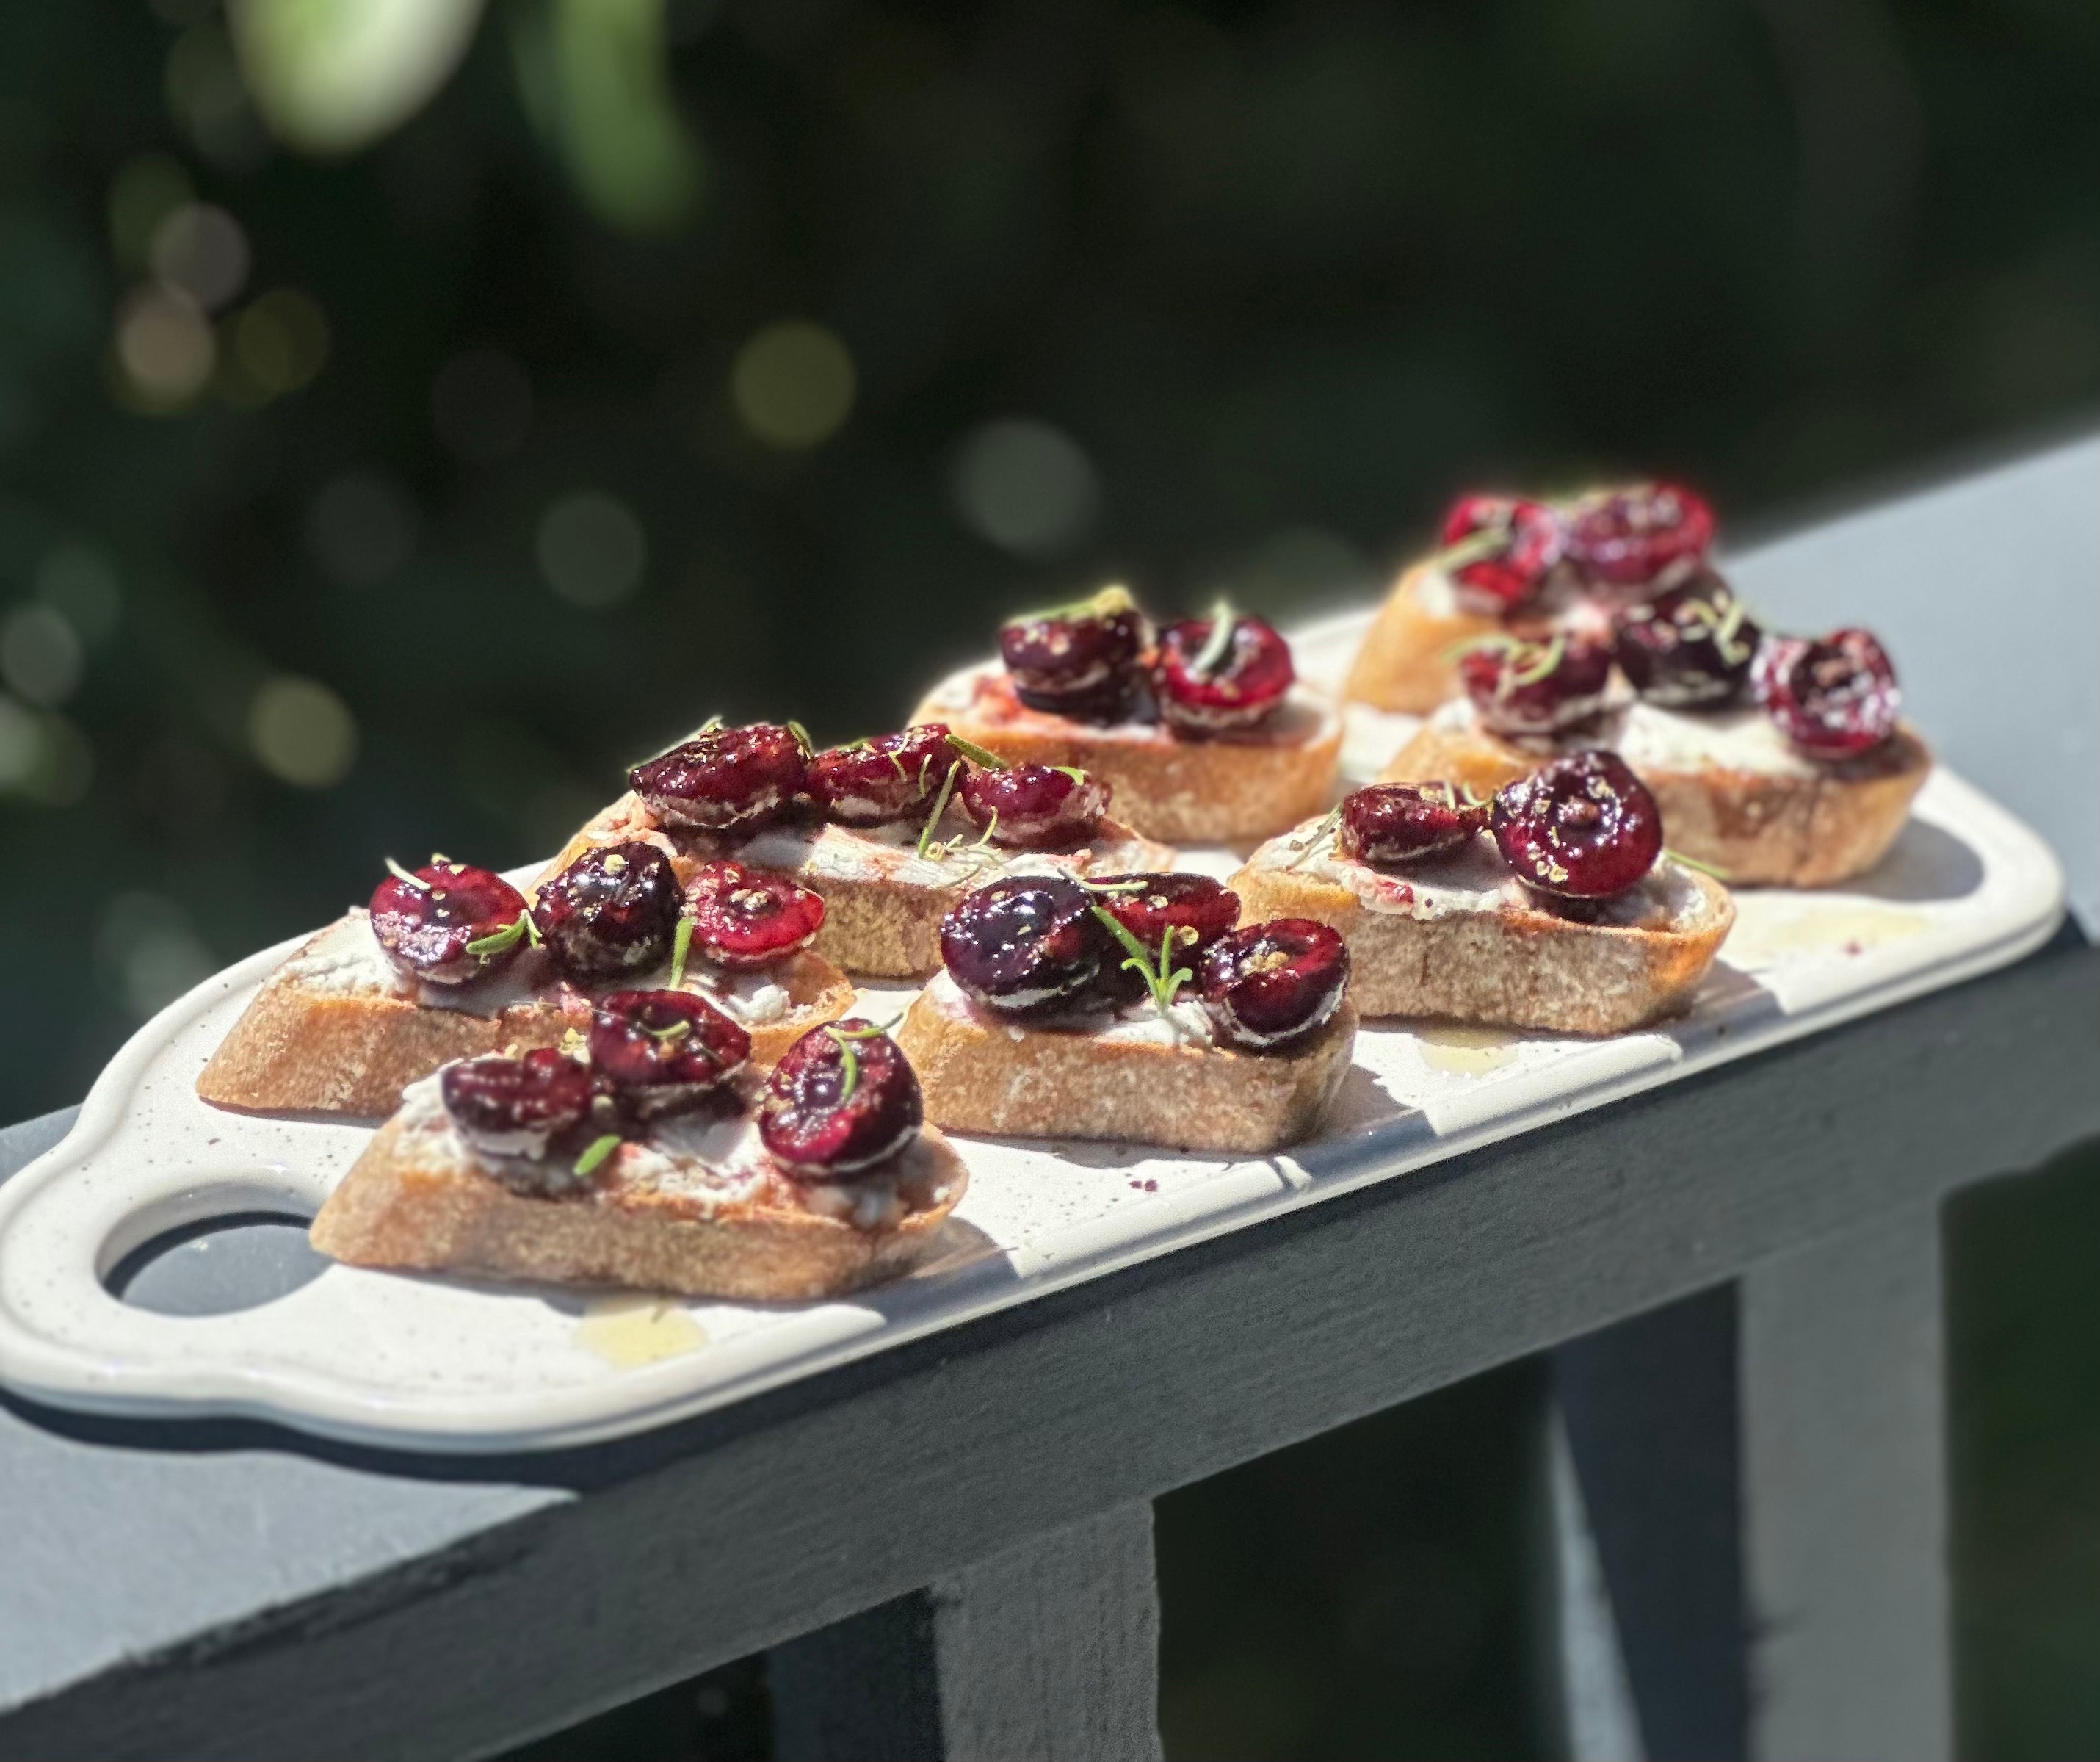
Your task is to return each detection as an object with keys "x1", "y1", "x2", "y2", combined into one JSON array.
[
  {"x1": 683, "y1": 860, "x2": 825, "y2": 968},
  {"x1": 1753, "y1": 628, "x2": 1900, "y2": 758},
  {"x1": 590, "y1": 989, "x2": 750, "y2": 1120},
  {"x1": 958, "y1": 762, "x2": 1109, "y2": 848},
  {"x1": 1458, "y1": 633, "x2": 1613, "y2": 739},
  {"x1": 1198, "y1": 920, "x2": 1351, "y2": 1051},
  {"x1": 939, "y1": 875, "x2": 1103, "y2": 1016},
  {"x1": 1563, "y1": 482, "x2": 1715, "y2": 591},
  {"x1": 999, "y1": 585, "x2": 1148, "y2": 721},
  {"x1": 1437, "y1": 494, "x2": 1563, "y2": 610},
  {"x1": 809, "y1": 725, "x2": 958, "y2": 826},
  {"x1": 369, "y1": 860, "x2": 532, "y2": 988},
  {"x1": 1339, "y1": 782, "x2": 1488, "y2": 866},
  {"x1": 759, "y1": 1019, "x2": 923, "y2": 1177},
  {"x1": 1151, "y1": 611, "x2": 1293, "y2": 735},
  {"x1": 628, "y1": 722, "x2": 809, "y2": 831},
  {"x1": 1614, "y1": 571, "x2": 1762, "y2": 708},
  {"x1": 441, "y1": 1049, "x2": 597, "y2": 1163},
  {"x1": 532, "y1": 842, "x2": 681, "y2": 980},
  {"x1": 1088, "y1": 872, "x2": 1241, "y2": 1003},
  {"x1": 1491, "y1": 750, "x2": 1662, "y2": 901}
]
